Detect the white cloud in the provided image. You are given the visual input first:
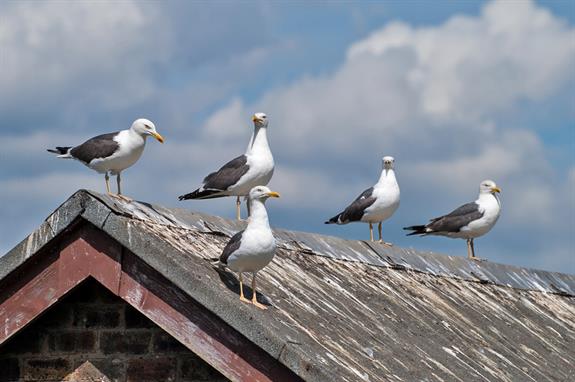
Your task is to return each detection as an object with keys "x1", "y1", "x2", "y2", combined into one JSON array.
[
  {"x1": 0, "y1": 1, "x2": 162, "y2": 110},
  {"x1": 1, "y1": 0, "x2": 573, "y2": 273},
  {"x1": 270, "y1": 165, "x2": 361, "y2": 210},
  {"x1": 348, "y1": 0, "x2": 575, "y2": 120},
  {"x1": 0, "y1": 172, "x2": 101, "y2": 200},
  {"x1": 197, "y1": 0, "x2": 575, "y2": 270},
  {"x1": 207, "y1": 0, "x2": 574, "y2": 162},
  {"x1": 0, "y1": 1, "x2": 277, "y2": 131}
]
